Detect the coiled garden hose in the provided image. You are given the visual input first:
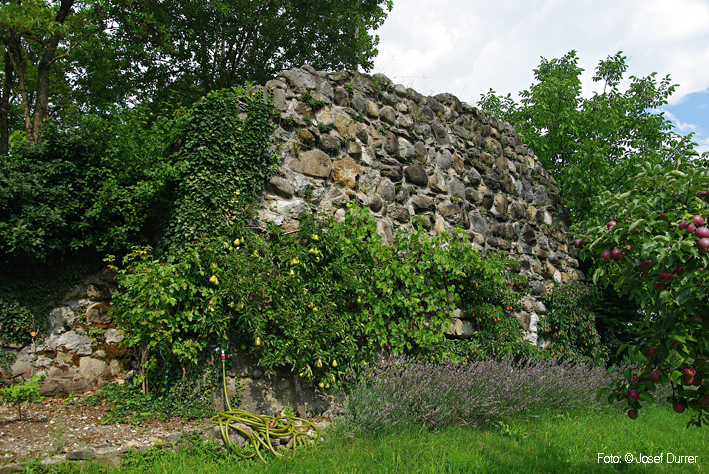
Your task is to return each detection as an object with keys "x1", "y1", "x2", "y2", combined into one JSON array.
[{"x1": 210, "y1": 350, "x2": 320, "y2": 461}]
